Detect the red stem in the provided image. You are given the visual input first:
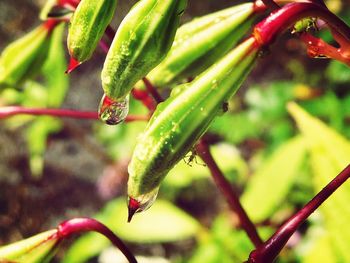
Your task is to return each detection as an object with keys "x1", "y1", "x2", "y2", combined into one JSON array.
[
  {"x1": 142, "y1": 78, "x2": 164, "y2": 104},
  {"x1": 254, "y1": 2, "x2": 350, "y2": 47},
  {"x1": 261, "y1": 0, "x2": 280, "y2": 11},
  {"x1": 196, "y1": 140, "x2": 263, "y2": 248},
  {"x1": 57, "y1": 218, "x2": 137, "y2": 263},
  {"x1": 105, "y1": 26, "x2": 116, "y2": 43},
  {"x1": 248, "y1": 164, "x2": 350, "y2": 262},
  {"x1": 0, "y1": 106, "x2": 148, "y2": 122},
  {"x1": 131, "y1": 89, "x2": 157, "y2": 111}
]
